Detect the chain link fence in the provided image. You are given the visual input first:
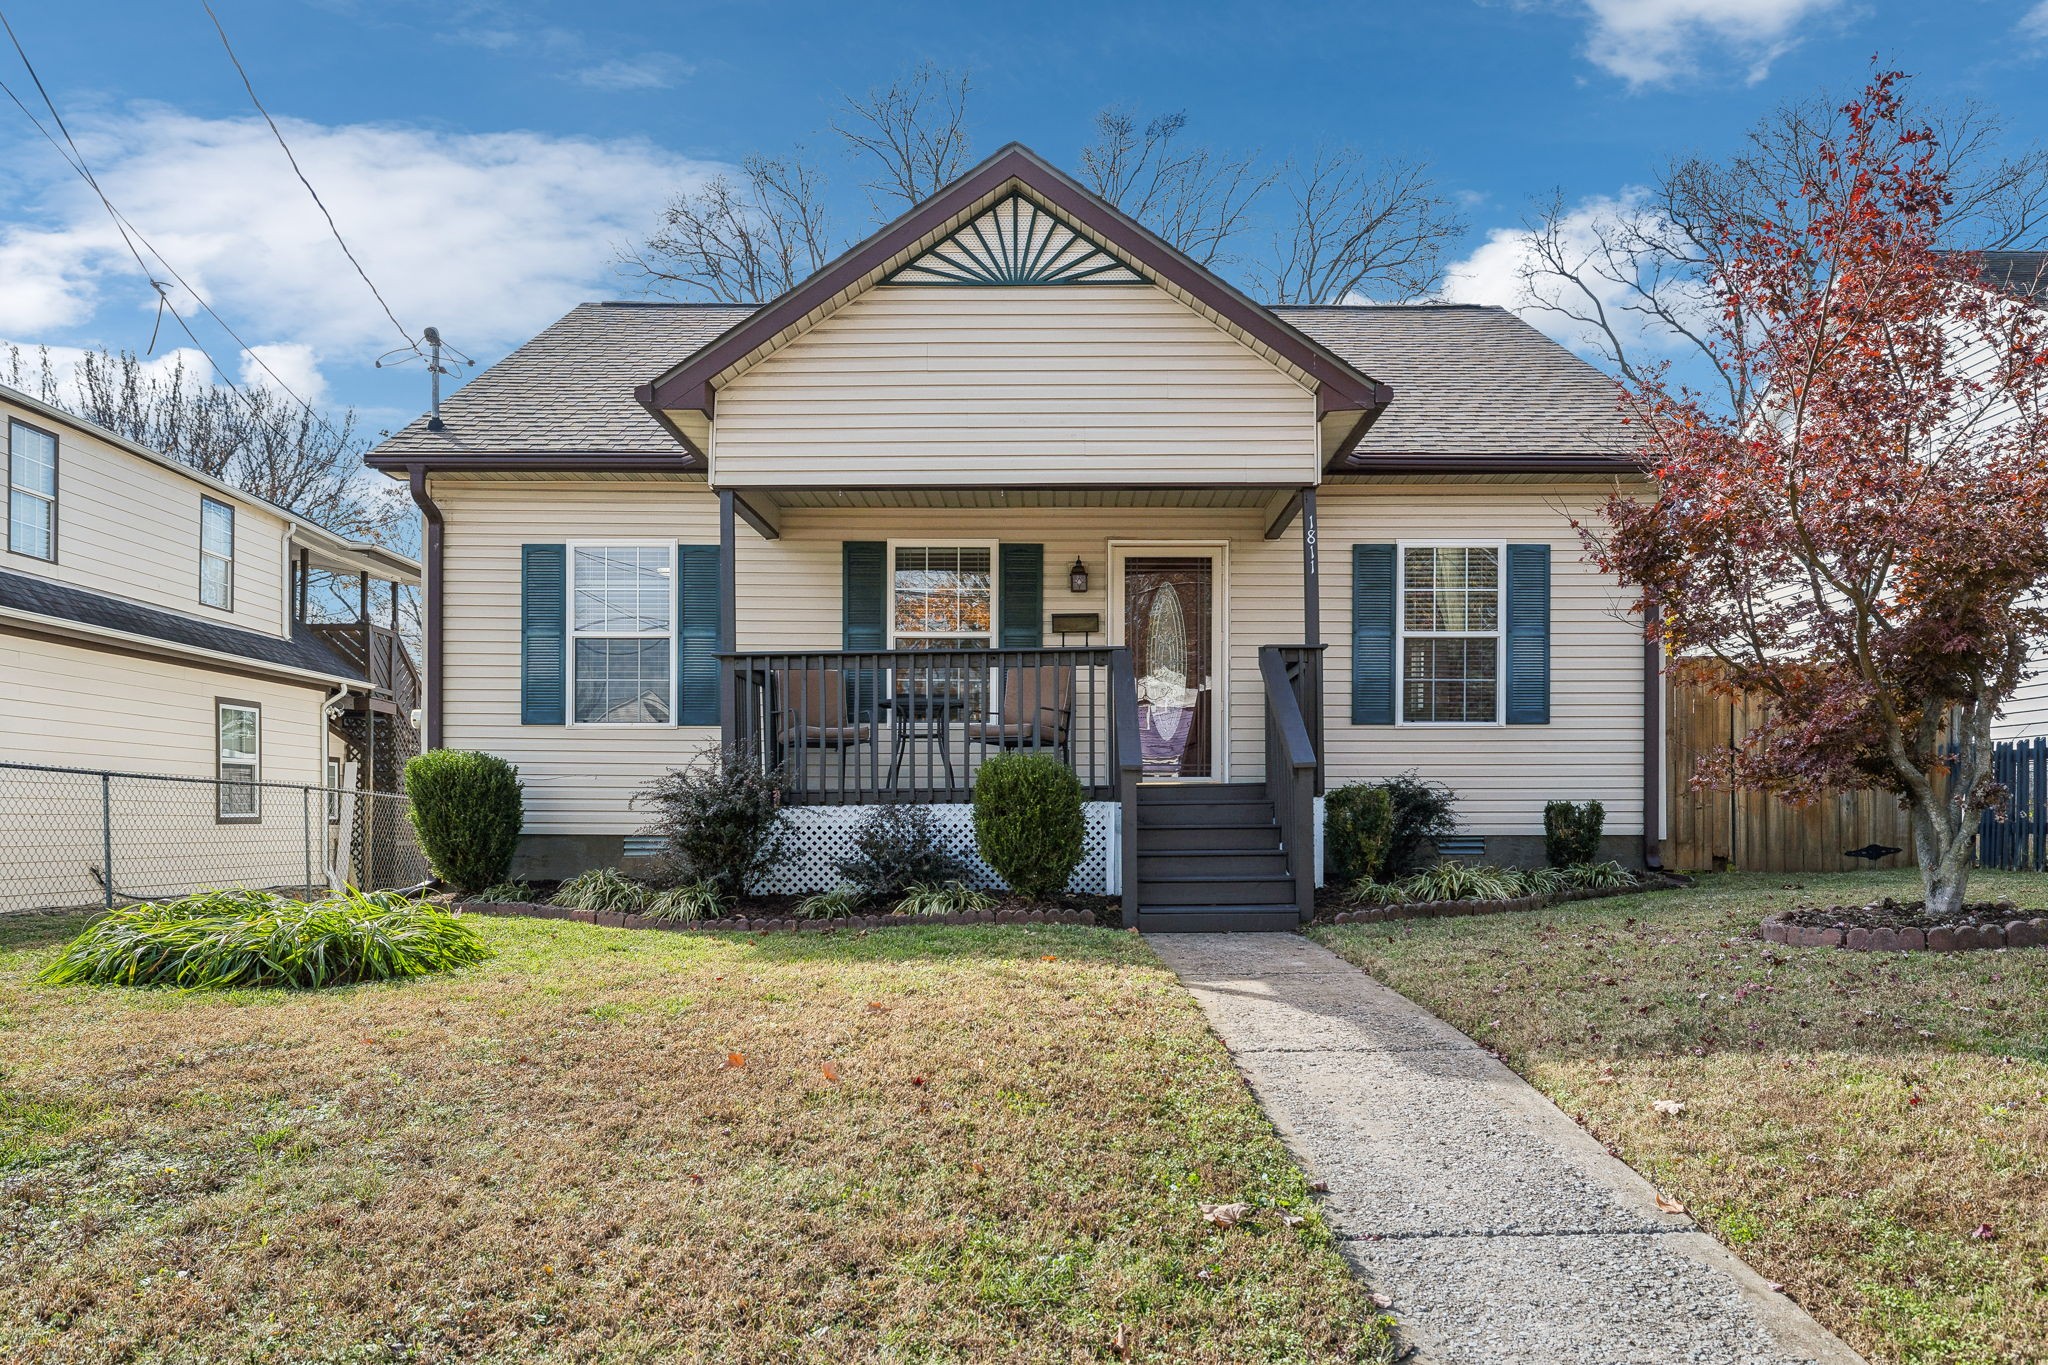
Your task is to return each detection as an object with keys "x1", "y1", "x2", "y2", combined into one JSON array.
[{"x1": 0, "y1": 761, "x2": 433, "y2": 914}]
